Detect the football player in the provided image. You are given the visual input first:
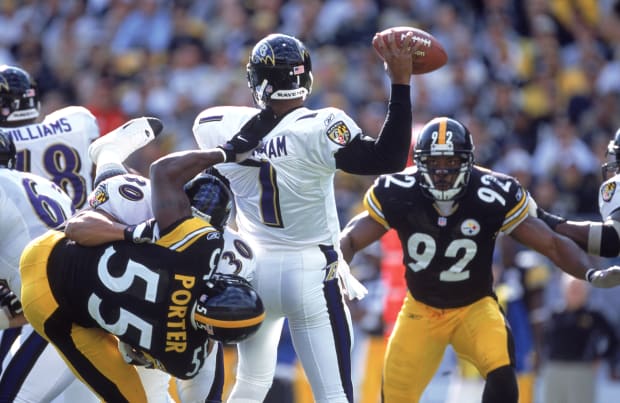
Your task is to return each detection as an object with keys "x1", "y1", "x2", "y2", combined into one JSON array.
[
  {"x1": 0, "y1": 65, "x2": 100, "y2": 209},
  {"x1": 0, "y1": 66, "x2": 100, "y2": 398},
  {"x1": 65, "y1": 171, "x2": 255, "y2": 403},
  {"x1": 0, "y1": 118, "x2": 163, "y2": 403},
  {"x1": 19, "y1": 128, "x2": 267, "y2": 402},
  {"x1": 193, "y1": 32, "x2": 417, "y2": 403},
  {"x1": 0, "y1": 130, "x2": 96, "y2": 402},
  {"x1": 339, "y1": 117, "x2": 620, "y2": 403},
  {"x1": 537, "y1": 127, "x2": 620, "y2": 262}
]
